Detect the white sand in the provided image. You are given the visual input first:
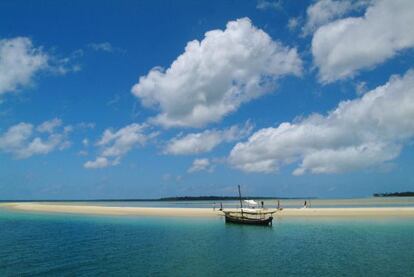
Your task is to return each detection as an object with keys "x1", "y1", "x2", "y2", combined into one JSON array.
[
  {"x1": 4, "y1": 203, "x2": 414, "y2": 218},
  {"x1": 5, "y1": 203, "x2": 221, "y2": 217},
  {"x1": 276, "y1": 207, "x2": 414, "y2": 217}
]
